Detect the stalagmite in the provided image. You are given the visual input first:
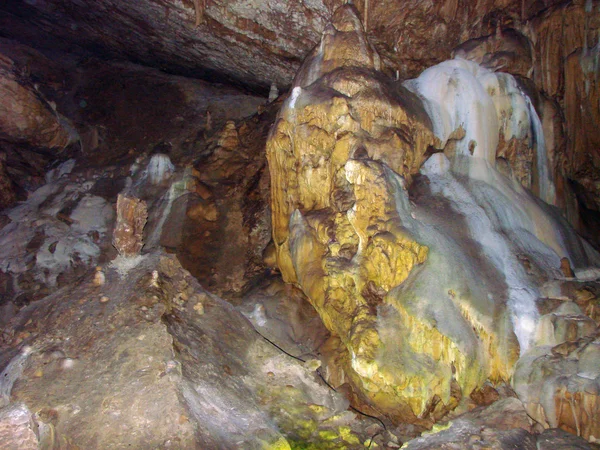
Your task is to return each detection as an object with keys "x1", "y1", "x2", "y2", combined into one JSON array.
[{"x1": 112, "y1": 194, "x2": 148, "y2": 257}]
